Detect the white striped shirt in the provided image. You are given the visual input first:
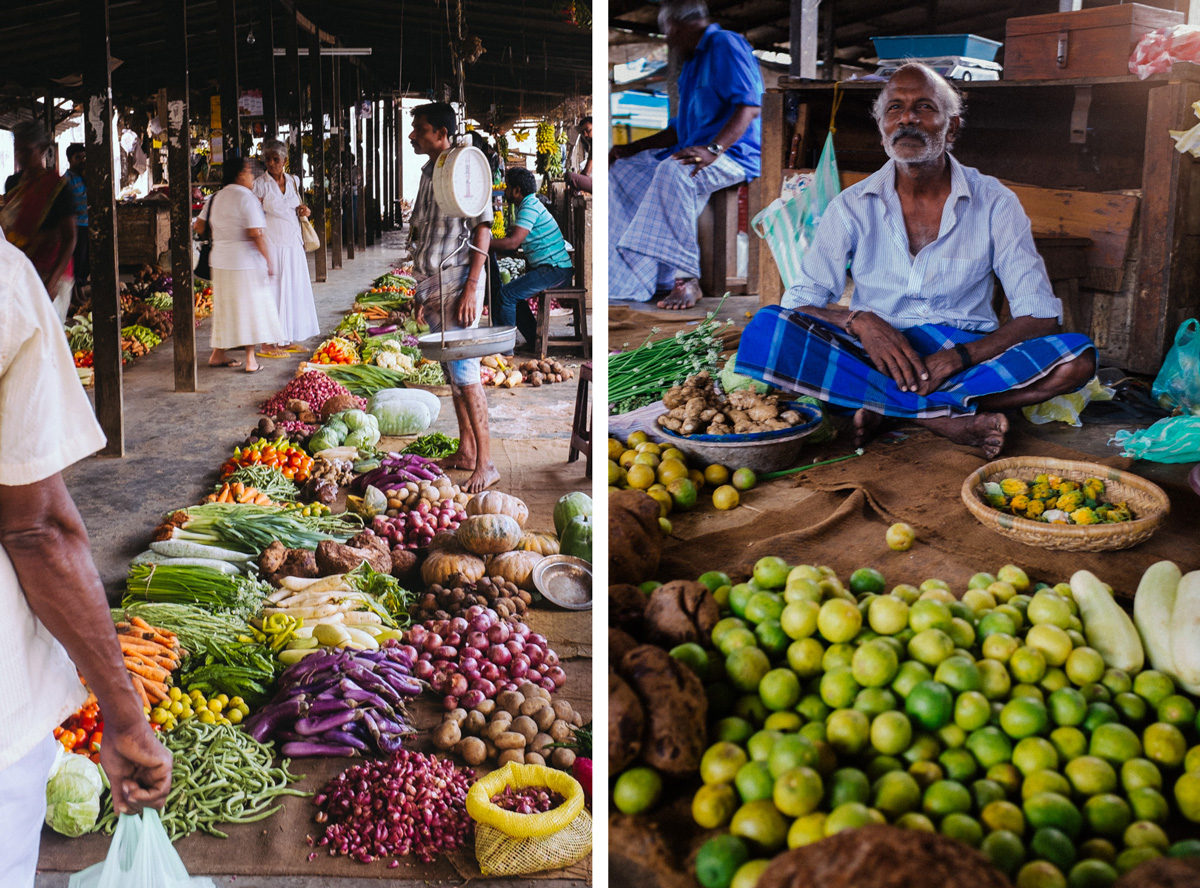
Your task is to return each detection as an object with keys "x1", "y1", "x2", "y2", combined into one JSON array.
[{"x1": 783, "y1": 154, "x2": 1061, "y2": 333}]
